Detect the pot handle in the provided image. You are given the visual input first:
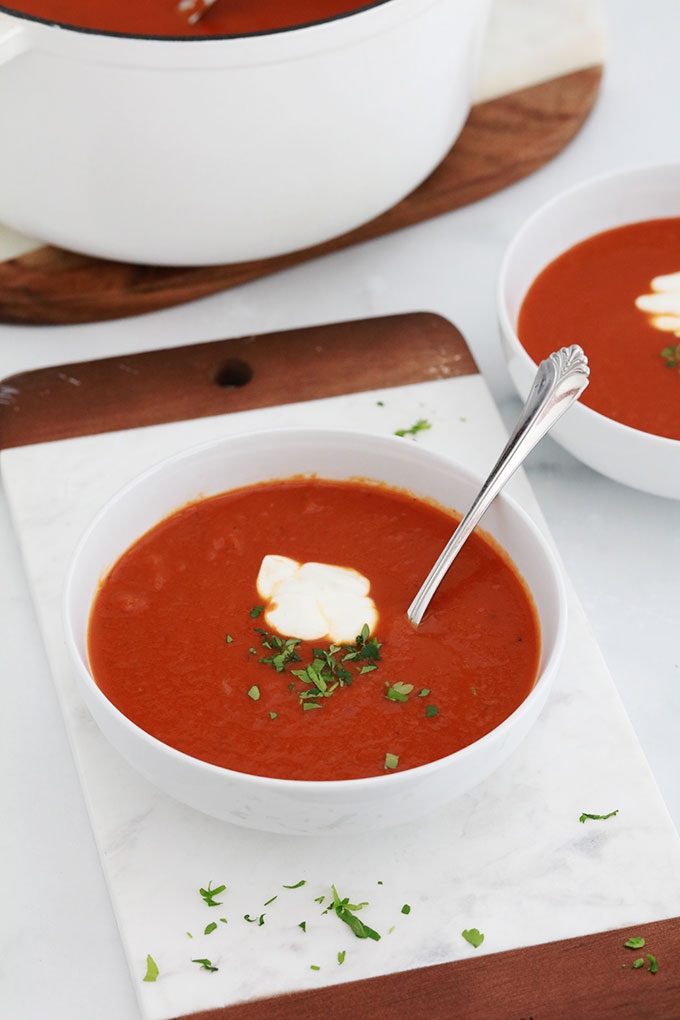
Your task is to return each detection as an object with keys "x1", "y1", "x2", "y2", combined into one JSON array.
[{"x1": 0, "y1": 13, "x2": 29, "y2": 65}]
